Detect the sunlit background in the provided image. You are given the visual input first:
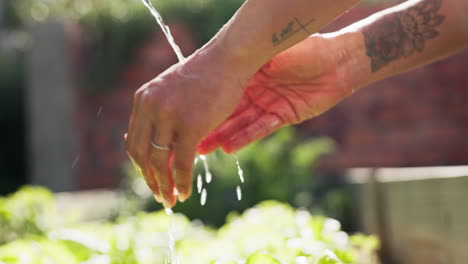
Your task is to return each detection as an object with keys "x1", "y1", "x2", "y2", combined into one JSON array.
[{"x1": 0, "y1": 0, "x2": 467, "y2": 263}]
